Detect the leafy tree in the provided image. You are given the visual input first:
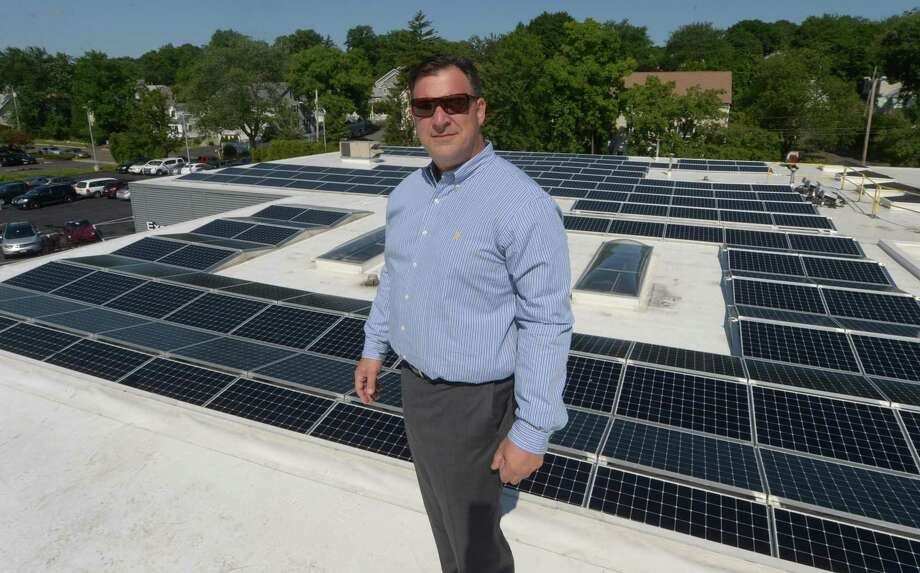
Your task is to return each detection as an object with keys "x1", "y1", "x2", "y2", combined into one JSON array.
[
  {"x1": 71, "y1": 51, "x2": 138, "y2": 139},
  {"x1": 408, "y1": 11, "x2": 438, "y2": 43},
  {"x1": 793, "y1": 15, "x2": 882, "y2": 81},
  {"x1": 870, "y1": 109, "x2": 920, "y2": 167},
  {"x1": 664, "y1": 23, "x2": 735, "y2": 71},
  {"x1": 109, "y1": 89, "x2": 177, "y2": 162},
  {"x1": 138, "y1": 43, "x2": 202, "y2": 86},
  {"x1": 0, "y1": 47, "x2": 74, "y2": 137},
  {"x1": 678, "y1": 114, "x2": 782, "y2": 161},
  {"x1": 286, "y1": 45, "x2": 373, "y2": 115},
  {"x1": 179, "y1": 31, "x2": 285, "y2": 144},
  {"x1": 607, "y1": 20, "x2": 661, "y2": 71},
  {"x1": 879, "y1": 10, "x2": 920, "y2": 97},
  {"x1": 725, "y1": 19, "x2": 797, "y2": 58},
  {"x1": 346, "y1": 25, "x2": 378, "y2": 53},
  {"x1": 381, "y1": 74, "x2": 415, "y2": 146},
  {"x1": 526, "y1": 12, "x2": 576, "y2": 57},
  {"x1": 274, "y1": 29, "x2": 333, "y2": 56}
]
